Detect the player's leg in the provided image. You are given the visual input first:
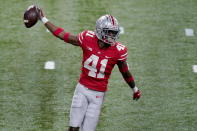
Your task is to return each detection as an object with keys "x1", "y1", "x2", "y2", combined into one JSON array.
[
  {"x1": 68, "y1": 127, "x2": 79, "y2": 131},
  {"x1": 69, "y1": 83, "x2": 88, "y2": 129},
  {"x1": 81, "y1": 90, "x2": 105, "y2": 131}
]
